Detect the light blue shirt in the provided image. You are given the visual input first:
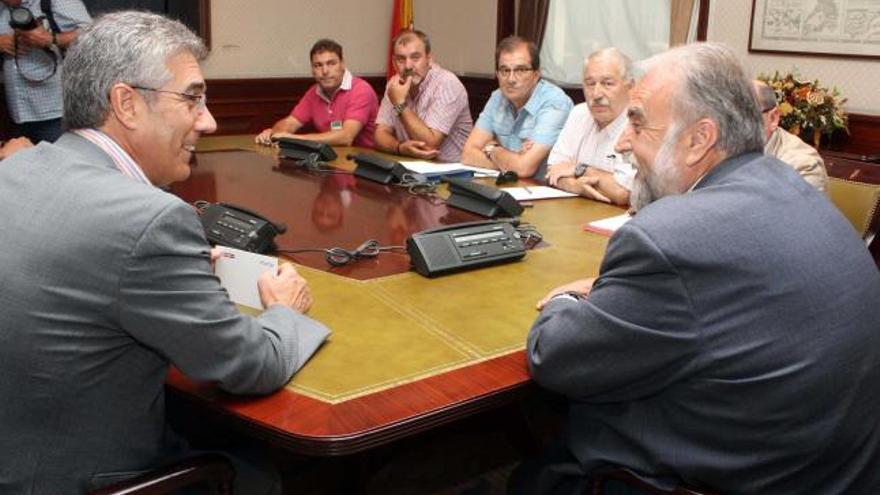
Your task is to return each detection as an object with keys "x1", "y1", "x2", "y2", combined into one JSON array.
[
  {"x1": 0, "y1": 0, "x2": 91, "y2": 123},
  {"x1": 475, "y1": 79, "x2": 573, "y2": 179}
]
